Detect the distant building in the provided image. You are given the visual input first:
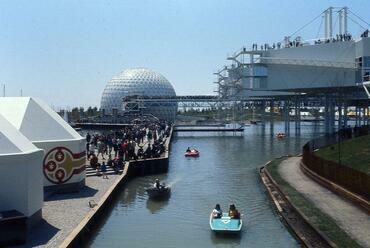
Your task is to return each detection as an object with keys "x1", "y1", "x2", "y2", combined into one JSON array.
[
  {"x1": 216, "y1": 7, "x2": 370, "y2": 99},
  {"x1": 100, "y1": 68, "x2": 177, "y2": 122}
]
